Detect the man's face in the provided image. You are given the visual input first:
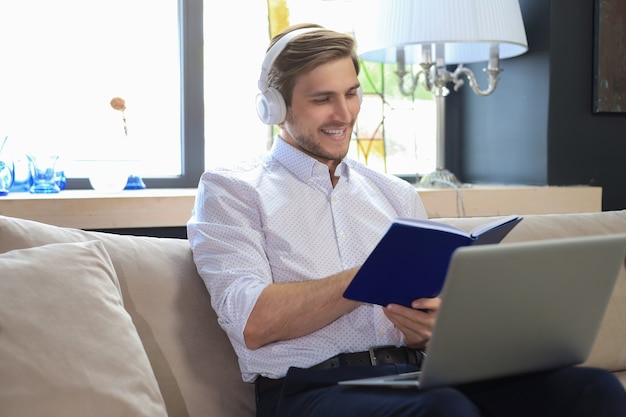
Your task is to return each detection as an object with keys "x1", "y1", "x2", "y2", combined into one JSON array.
[{"x1": 280, "y1": 56, "x2": 361, "y2": 169}]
